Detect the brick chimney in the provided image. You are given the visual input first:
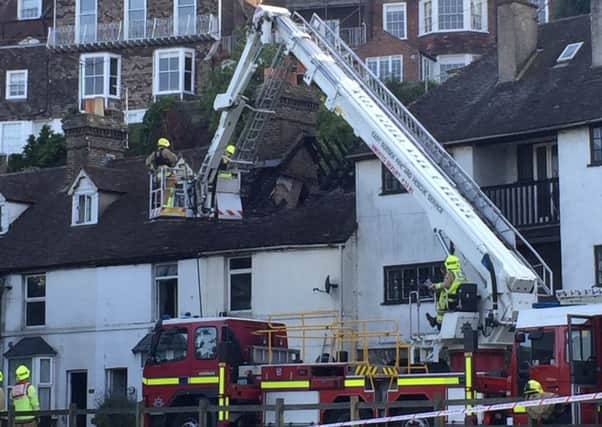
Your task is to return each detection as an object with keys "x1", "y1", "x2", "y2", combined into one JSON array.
[
  {"x1": 497, "y1": 0, "x2": 538, "y2": 83},
  {"x1": 592, "y1": 0, "x2": 602, "y2": 67},
  {"x1": 62, "y1": 113, "x2": 127, "y2": 185}
]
